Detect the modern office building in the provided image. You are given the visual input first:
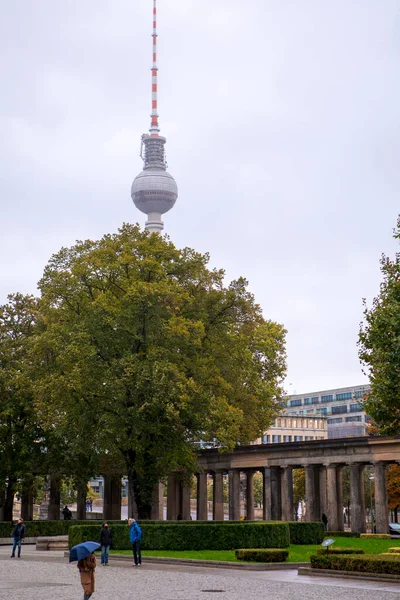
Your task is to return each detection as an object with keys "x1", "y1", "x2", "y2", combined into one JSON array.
[
  {"x1": 283, "y1": 384, "x2": 371, "y2": 439},
  {"x1": 254, "y1": 413, "x2": 328, "y2": 444}
]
